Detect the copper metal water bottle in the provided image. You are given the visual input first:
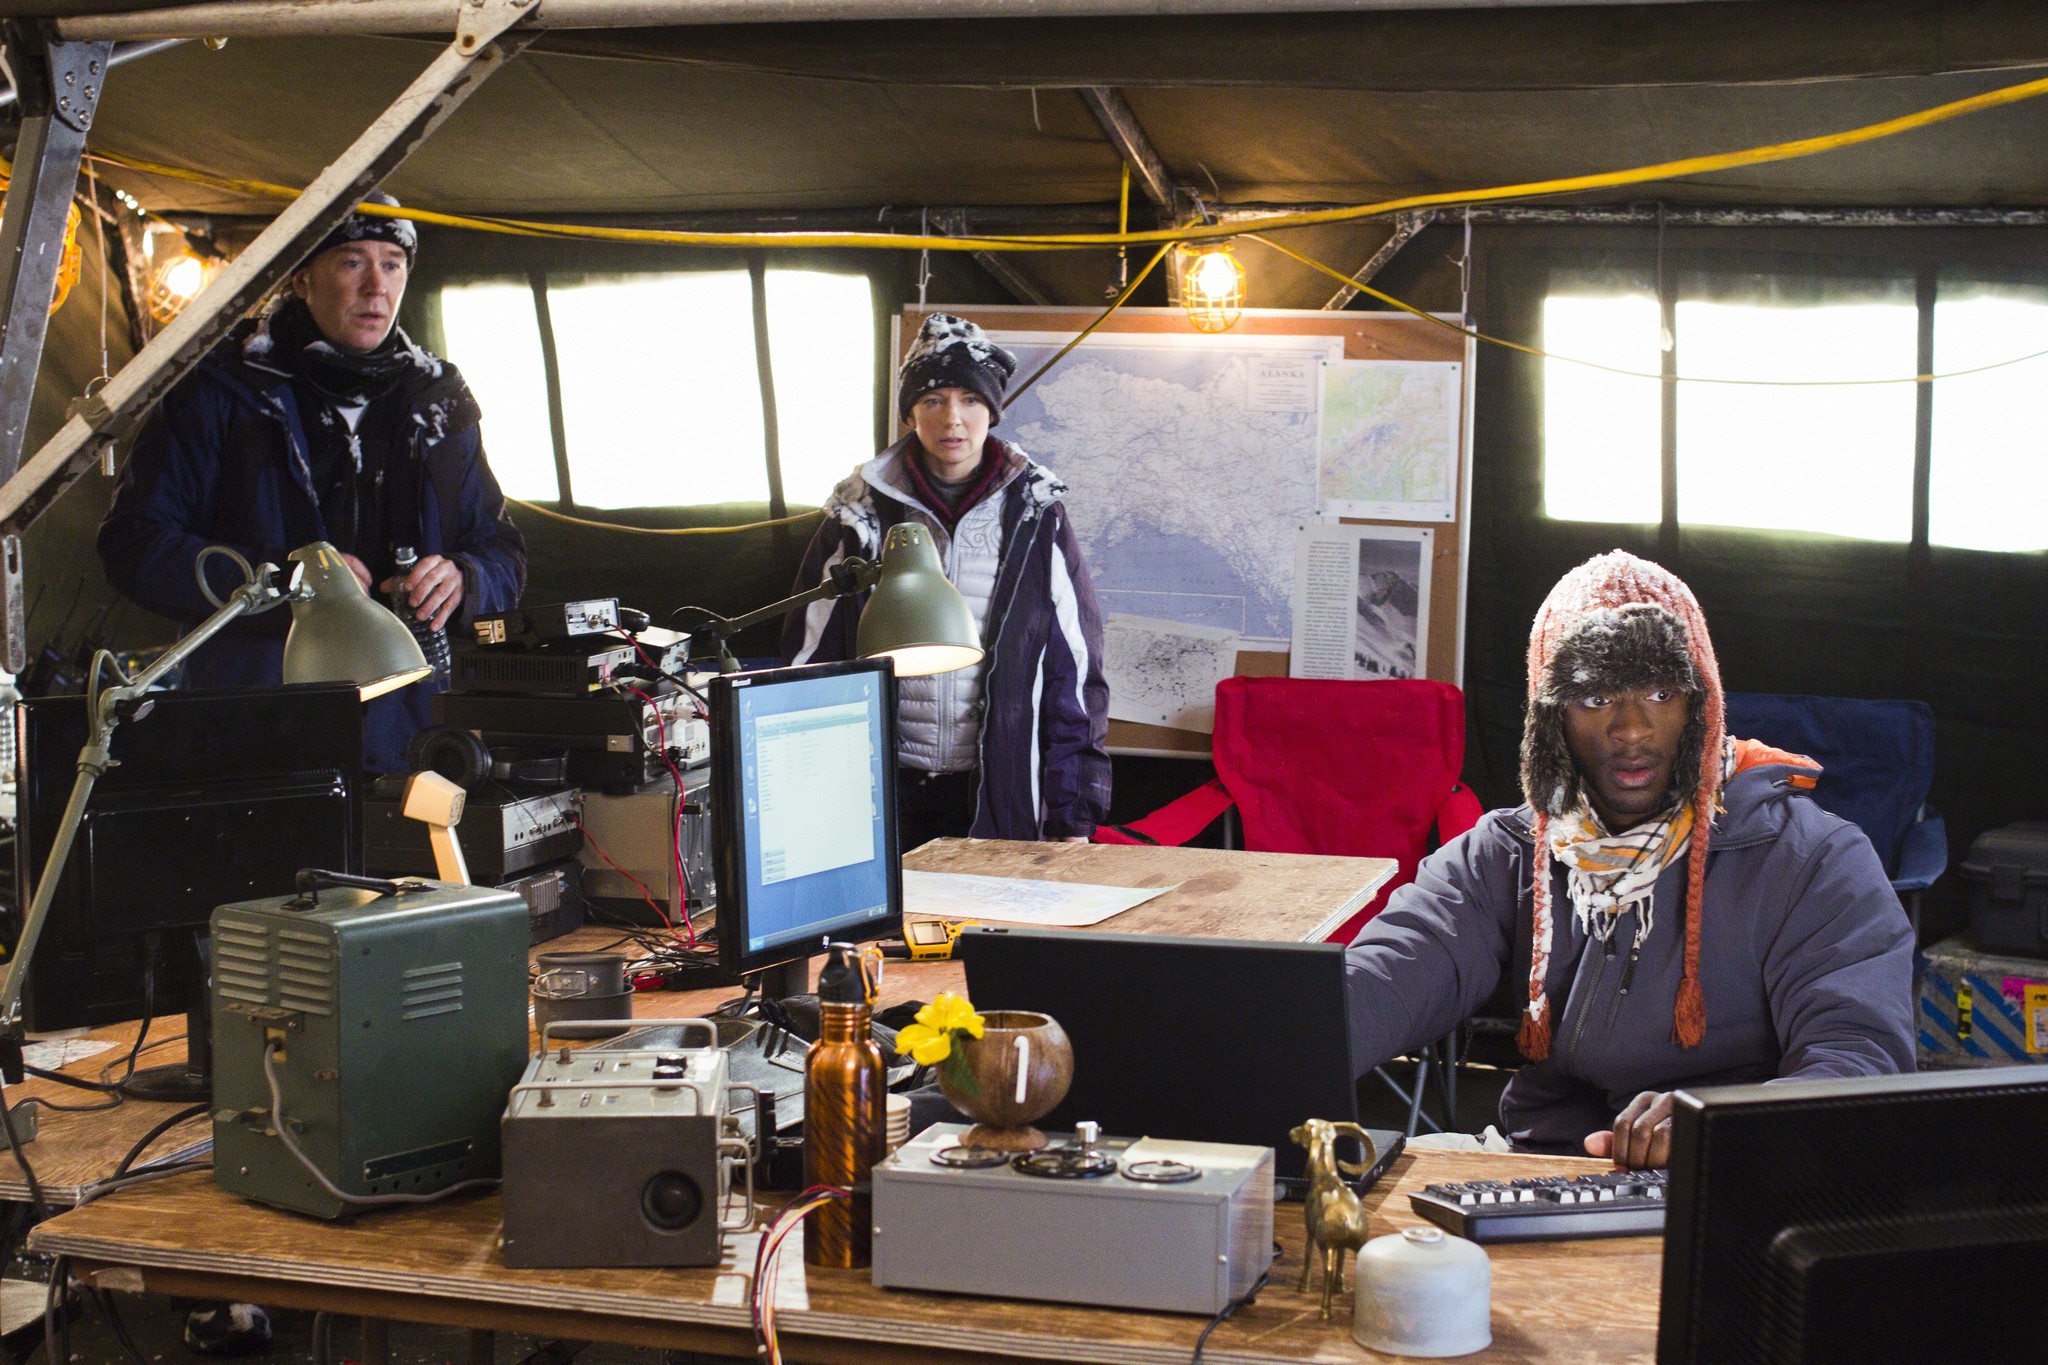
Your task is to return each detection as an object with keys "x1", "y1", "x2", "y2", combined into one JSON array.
[{"x1": 804, "y1": 943, "x2": 885, "y2": 1268}]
